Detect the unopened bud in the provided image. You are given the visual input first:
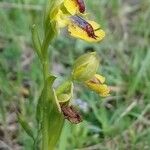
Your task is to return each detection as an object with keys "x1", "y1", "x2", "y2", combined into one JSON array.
[{"x1": 72, "y1": 52, "x2": 99, "y2": 82}]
